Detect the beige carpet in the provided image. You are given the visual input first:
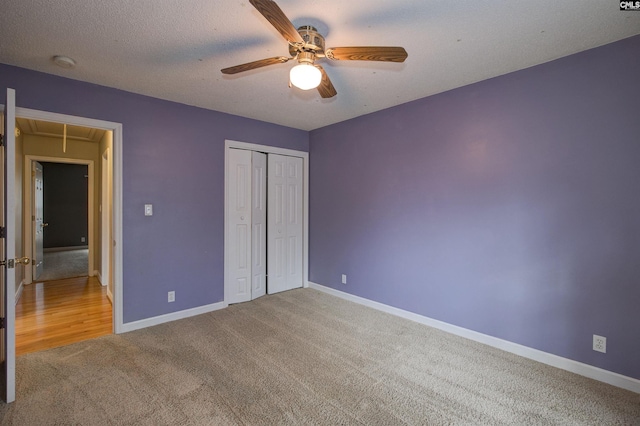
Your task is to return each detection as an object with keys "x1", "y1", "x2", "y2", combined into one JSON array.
[
  {"x1": 36, "y1": 249, "x2": 88, "y2": 282},
  {"x1": 1, "y1": 289, "x2": 638, "y2": 425}
]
